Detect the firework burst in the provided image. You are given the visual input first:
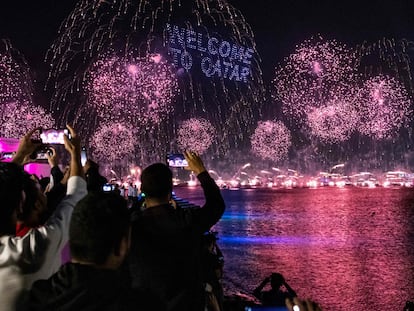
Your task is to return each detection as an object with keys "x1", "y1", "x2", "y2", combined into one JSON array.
[
  {"x1": 273, "y1": 36, "x2": 359, "y2": 122},
  {"x1": 48, "y1": 0, "x2": 264, "y2": 155},
  {"x1": 90, "y1": 122, "x2": 137, "y2": 163},
  {"x1": 86, "y1": 53, "x2": 178, "y2": 124},
  {"x1": 355, "y1": 75, "x2": 412, "y2": 139},
  {"x1": 177, "y1": 118, "x2": 216, "y2": 154},
  {"x1": 306, "y1": 98, "x2": 359, "y2": 143},
  {"x1": 0, "y1": 40, "x2": 55, "y2": 139},
  {"x1": 357, "y1": 38, "x2": 414, "y2": 96},
  {"x1": 250, "y1": 120, "x2": 291, "y2": 162},
  {"x1": 0, "y1": 39, "x2": 33, "y2": 107},
  {"x1": 0, "y1": 102, "x2": 55, "y2": 138}
]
